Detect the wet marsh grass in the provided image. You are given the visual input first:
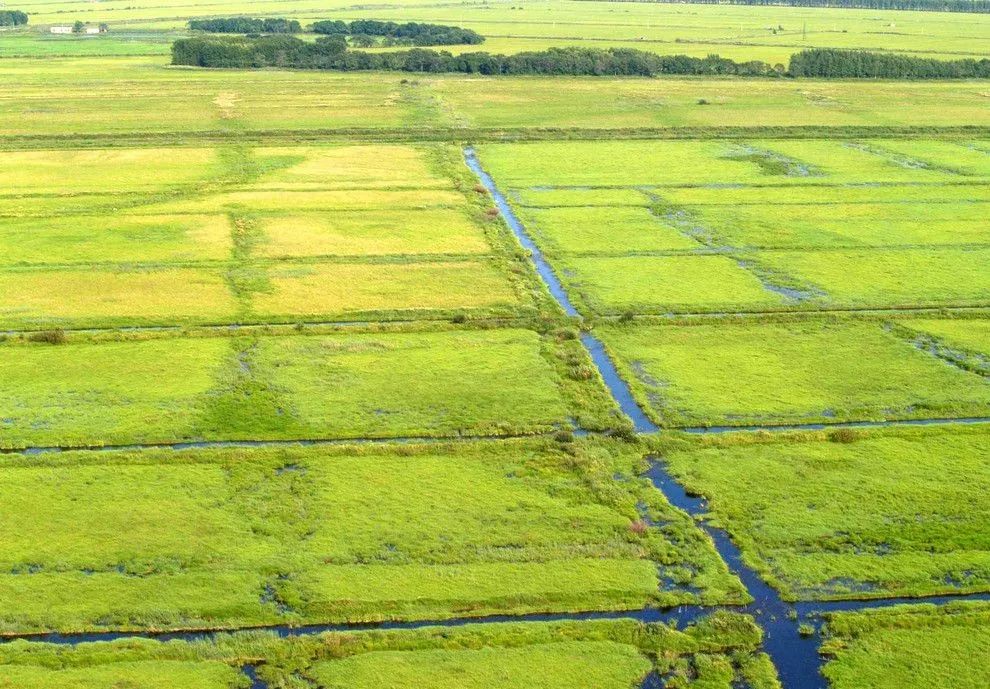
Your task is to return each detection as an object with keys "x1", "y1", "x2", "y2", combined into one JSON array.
[
  {"x1": 659, "y1": 425, "x2": 990, "y2": 601},
  {"x1": 0, "y1": 439, "x2": 744, "y2": 633}
]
